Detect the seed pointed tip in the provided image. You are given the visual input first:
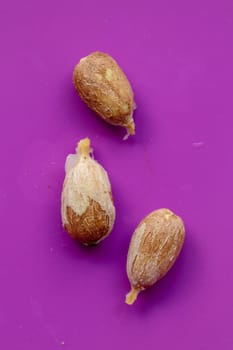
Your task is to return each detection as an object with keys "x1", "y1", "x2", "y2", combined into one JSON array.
[
  {"x1": 123, "y1": 120, "x2": 135, "y2": 141},
  {"x1": 76, "y1": 138, "x2": 91, "y2": 156},
  {"x1": 125, "y1": 287, "x2": 140, "y2": 305}
]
